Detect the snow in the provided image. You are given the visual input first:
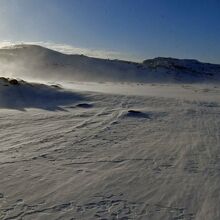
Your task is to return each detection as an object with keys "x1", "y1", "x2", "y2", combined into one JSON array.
[
  {"x1": 0, "y1": 76, "x2": 220, "y2": 219},
  {"x1": 0, "y1": 78, "x2": 84, "y2": 111},
  {"x1": 0, "y1": 45, "x2": 220, "y2": 219},
  {"x1": 0, "y1": 45, "x2": 220, "y2": 83}
]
